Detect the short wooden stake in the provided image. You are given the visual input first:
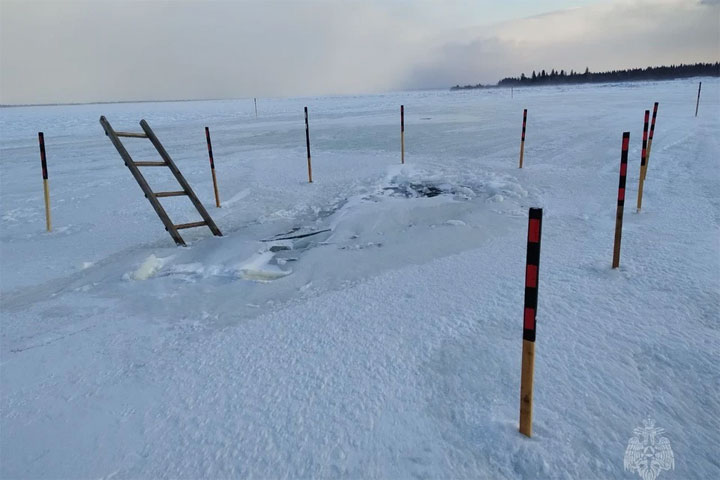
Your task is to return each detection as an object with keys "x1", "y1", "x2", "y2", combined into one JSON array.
[
  {"x1": 305, "y1": 106, "x2": 313, "y2": 183},
  {"x1": 612, "y1": 132, "x2": 630, "y2": 269},
  {"x1": 38, "y1": 132, "x2": 52, "y2": 232},
  {"x1": 695, "y1": 82, "x2": 702, "y2": 117},
  {"x1": 644, "y1": 102, "x2": 659, "y2": 180},
  {"x1": 254, "y1": 98, "x2": 258, "y2": 118},
  {"x1": 205, "y1": 127, "x2": 221, "y2": 207},
  {"x1": 637, "y1": 110, "x2": 649, "y2": 212},
  {"x1": 520, "y1": 207, "x2": 542, "y2": 437},
  {"x1": 519, "y1": 109, "x2": 527, "y2": 168},
  {"x1": 400, "y1": 105, "x2": 405, "y2": 164}
]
